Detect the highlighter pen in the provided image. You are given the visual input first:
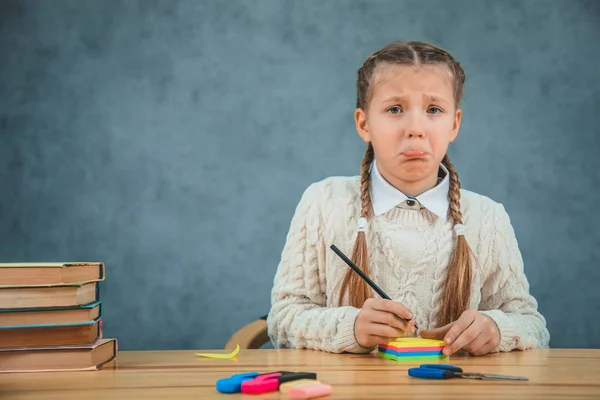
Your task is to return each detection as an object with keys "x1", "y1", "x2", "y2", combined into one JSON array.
[{"x1": 330, "y1": 244, "x2": 419, "y2": 330}]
